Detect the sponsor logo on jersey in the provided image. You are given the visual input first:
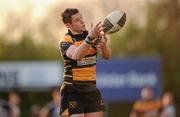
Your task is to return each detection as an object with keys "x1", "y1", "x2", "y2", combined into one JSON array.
[{"x1": 77, "y1": 56, "x2": 96, "y2": 66}]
